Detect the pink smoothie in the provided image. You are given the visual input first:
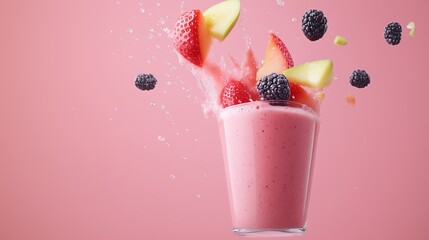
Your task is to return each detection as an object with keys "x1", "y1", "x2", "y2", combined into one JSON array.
[{"x1": 218, "y1": 101, "x2": 320, "y2": 234}]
